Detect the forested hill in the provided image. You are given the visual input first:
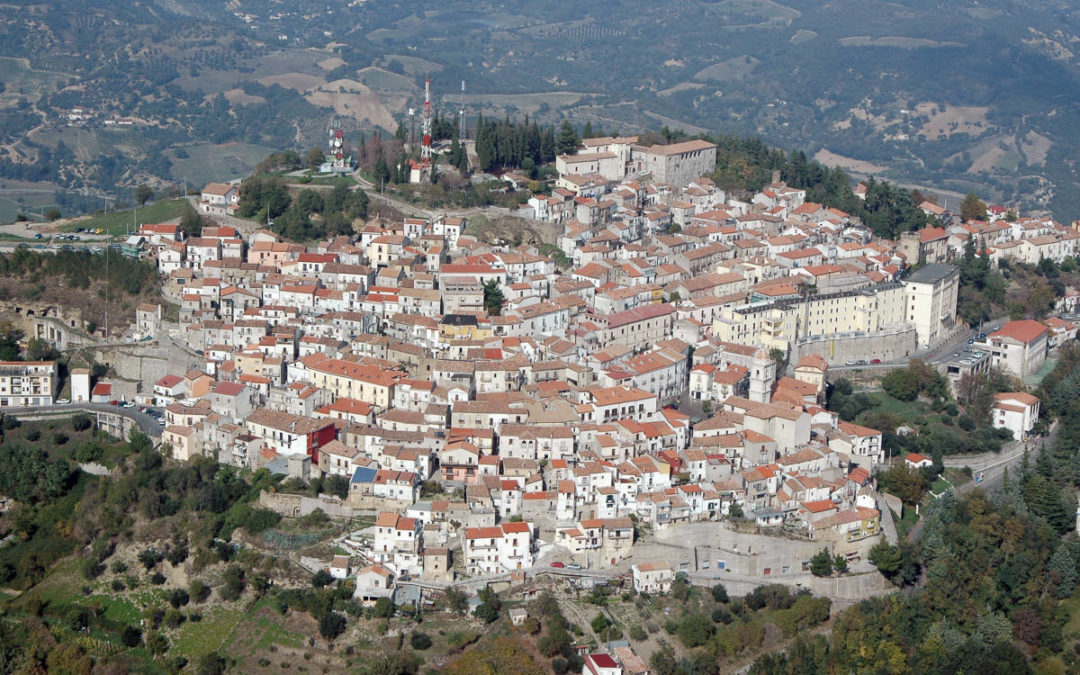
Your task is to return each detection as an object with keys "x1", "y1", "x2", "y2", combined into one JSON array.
[{"x1": 751, "y1": 347, "x2": 1080, "y2": 675}]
